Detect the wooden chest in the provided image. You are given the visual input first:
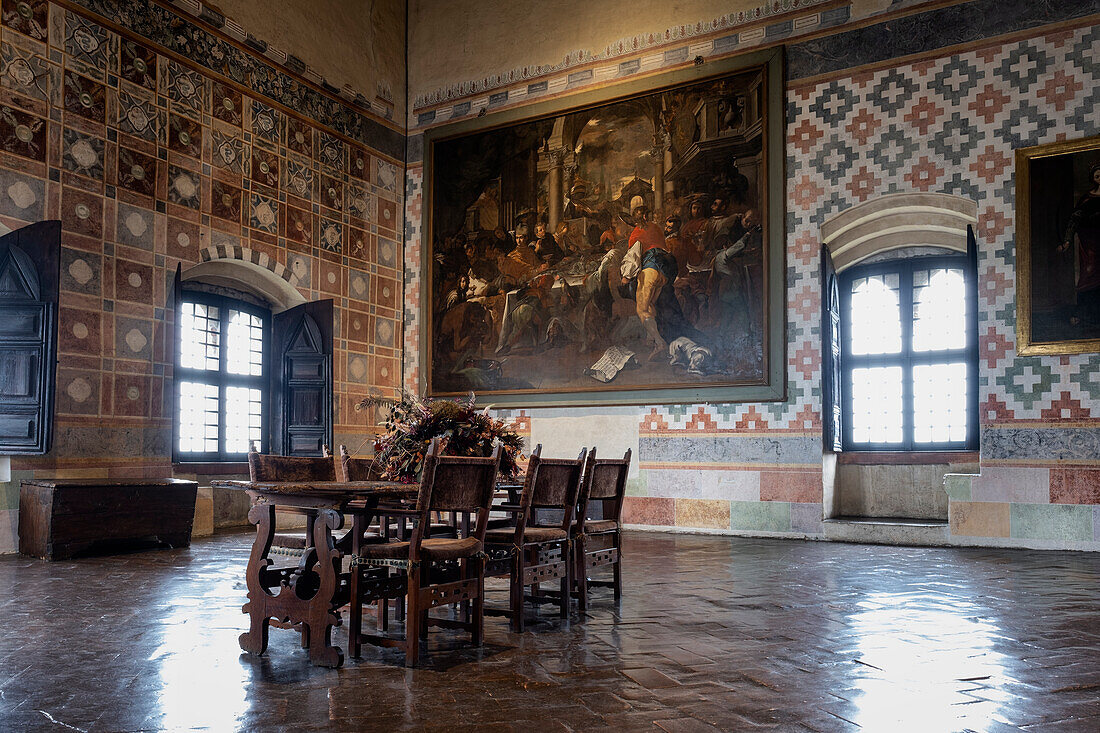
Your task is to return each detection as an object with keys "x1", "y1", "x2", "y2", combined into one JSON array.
[{"x1": 19, "y1": 479, "x2": 198, "y2": 560}]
